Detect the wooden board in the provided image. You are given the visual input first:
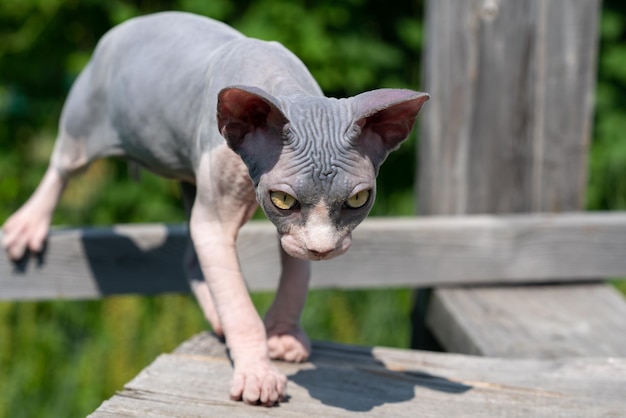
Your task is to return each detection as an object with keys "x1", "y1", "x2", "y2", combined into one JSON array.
[
  {"x1": 418, "y1": 0, "x2": 600, "y2": 215},
  {"x1": 426, "y1": 283, "x2": 626, "y2": 358},
  {"x1": 413, "y1": 0, "x2": 603, "y2": 356},
  {"x1": 3, "y1": 213, "x2": 626, "y2": 300},
  {"x1": 89, "y1": 332, "x2": 626, "y2": 417}
]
